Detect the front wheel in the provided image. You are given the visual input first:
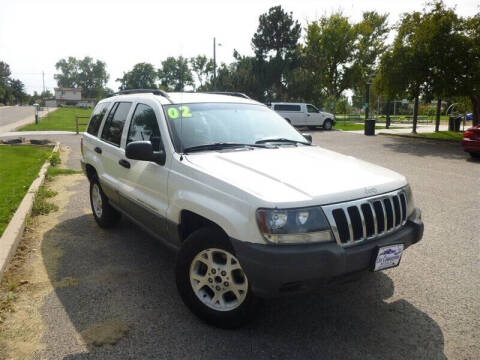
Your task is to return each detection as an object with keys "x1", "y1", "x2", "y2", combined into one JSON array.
[
  {"x1": 323, "y1": 119, "x2": 333, "y2": 130},
  {"x1": 175, "y1": 227, "x2": 258, "y2": 328}
]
